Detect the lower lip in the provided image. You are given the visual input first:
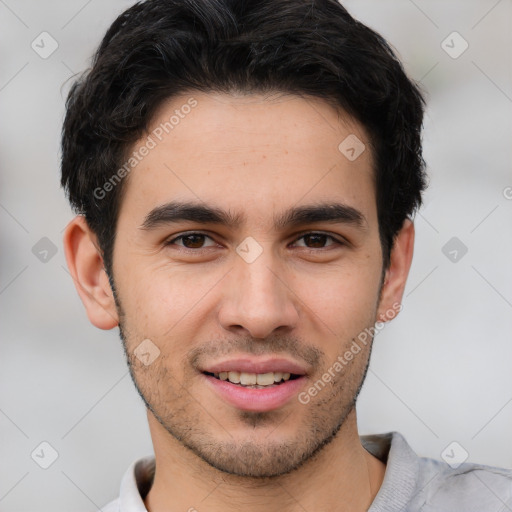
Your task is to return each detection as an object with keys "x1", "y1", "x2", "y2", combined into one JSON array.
[{"x1": 202, "y1": 374, "x2": 307, "y2": 412}]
